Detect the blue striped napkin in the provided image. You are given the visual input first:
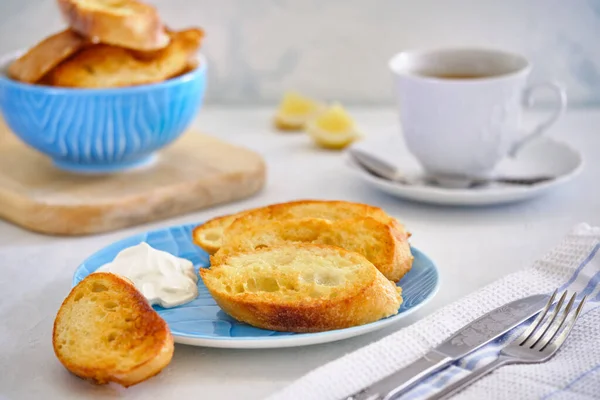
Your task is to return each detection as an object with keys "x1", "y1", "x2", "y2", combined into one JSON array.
[{"x1": 268, "y1": 223, "x2": 600, "y2": 400}]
